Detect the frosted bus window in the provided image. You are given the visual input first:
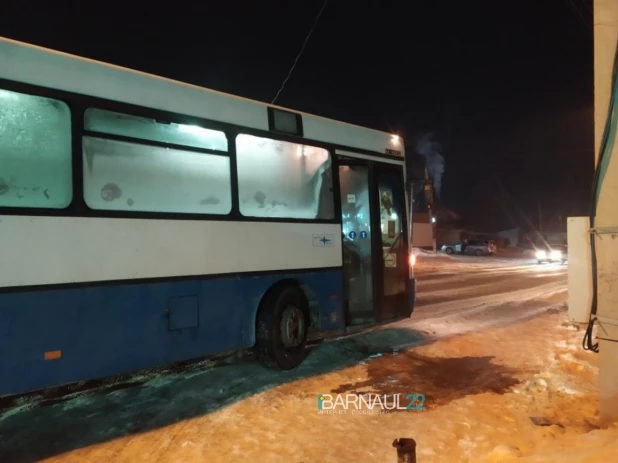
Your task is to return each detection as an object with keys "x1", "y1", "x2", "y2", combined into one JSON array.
[
  {"x1": 236, "y1": 134, "x2": 334, "y2": 219},
  {"x1": 83, "y1": 137, "x2": 232, "y2": 214},
  {"x1": 84, "y1": 108, "x2": 228, "y2": 152},
  {"x1": 0, "y1": 89, "x2": 72, "y2": 208}
]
